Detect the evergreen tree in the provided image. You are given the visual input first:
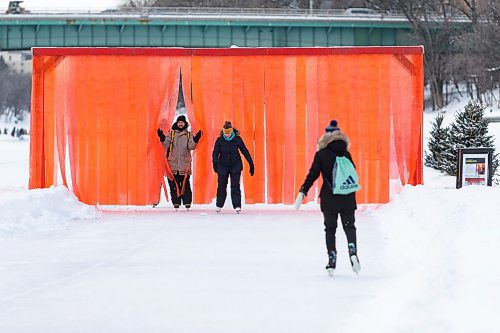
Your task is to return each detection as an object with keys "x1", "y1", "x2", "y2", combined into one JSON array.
[
  {"x1": 443, "y1": 100, "x2": 498, "y2": 176},
  {"x1": 425, "y1": 113, "x2": 450, "y2": 171}
]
